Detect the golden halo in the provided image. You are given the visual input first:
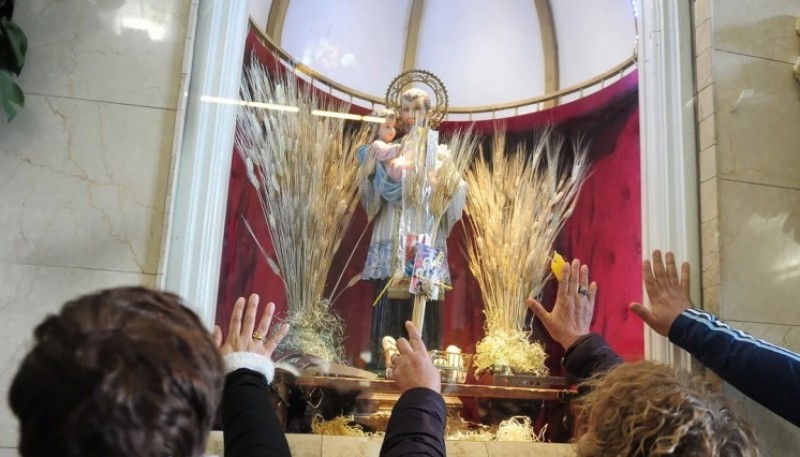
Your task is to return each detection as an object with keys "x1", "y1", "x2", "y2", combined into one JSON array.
[{"x1": 385, "y1": 69, "x2": 448, "y2": 129}]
